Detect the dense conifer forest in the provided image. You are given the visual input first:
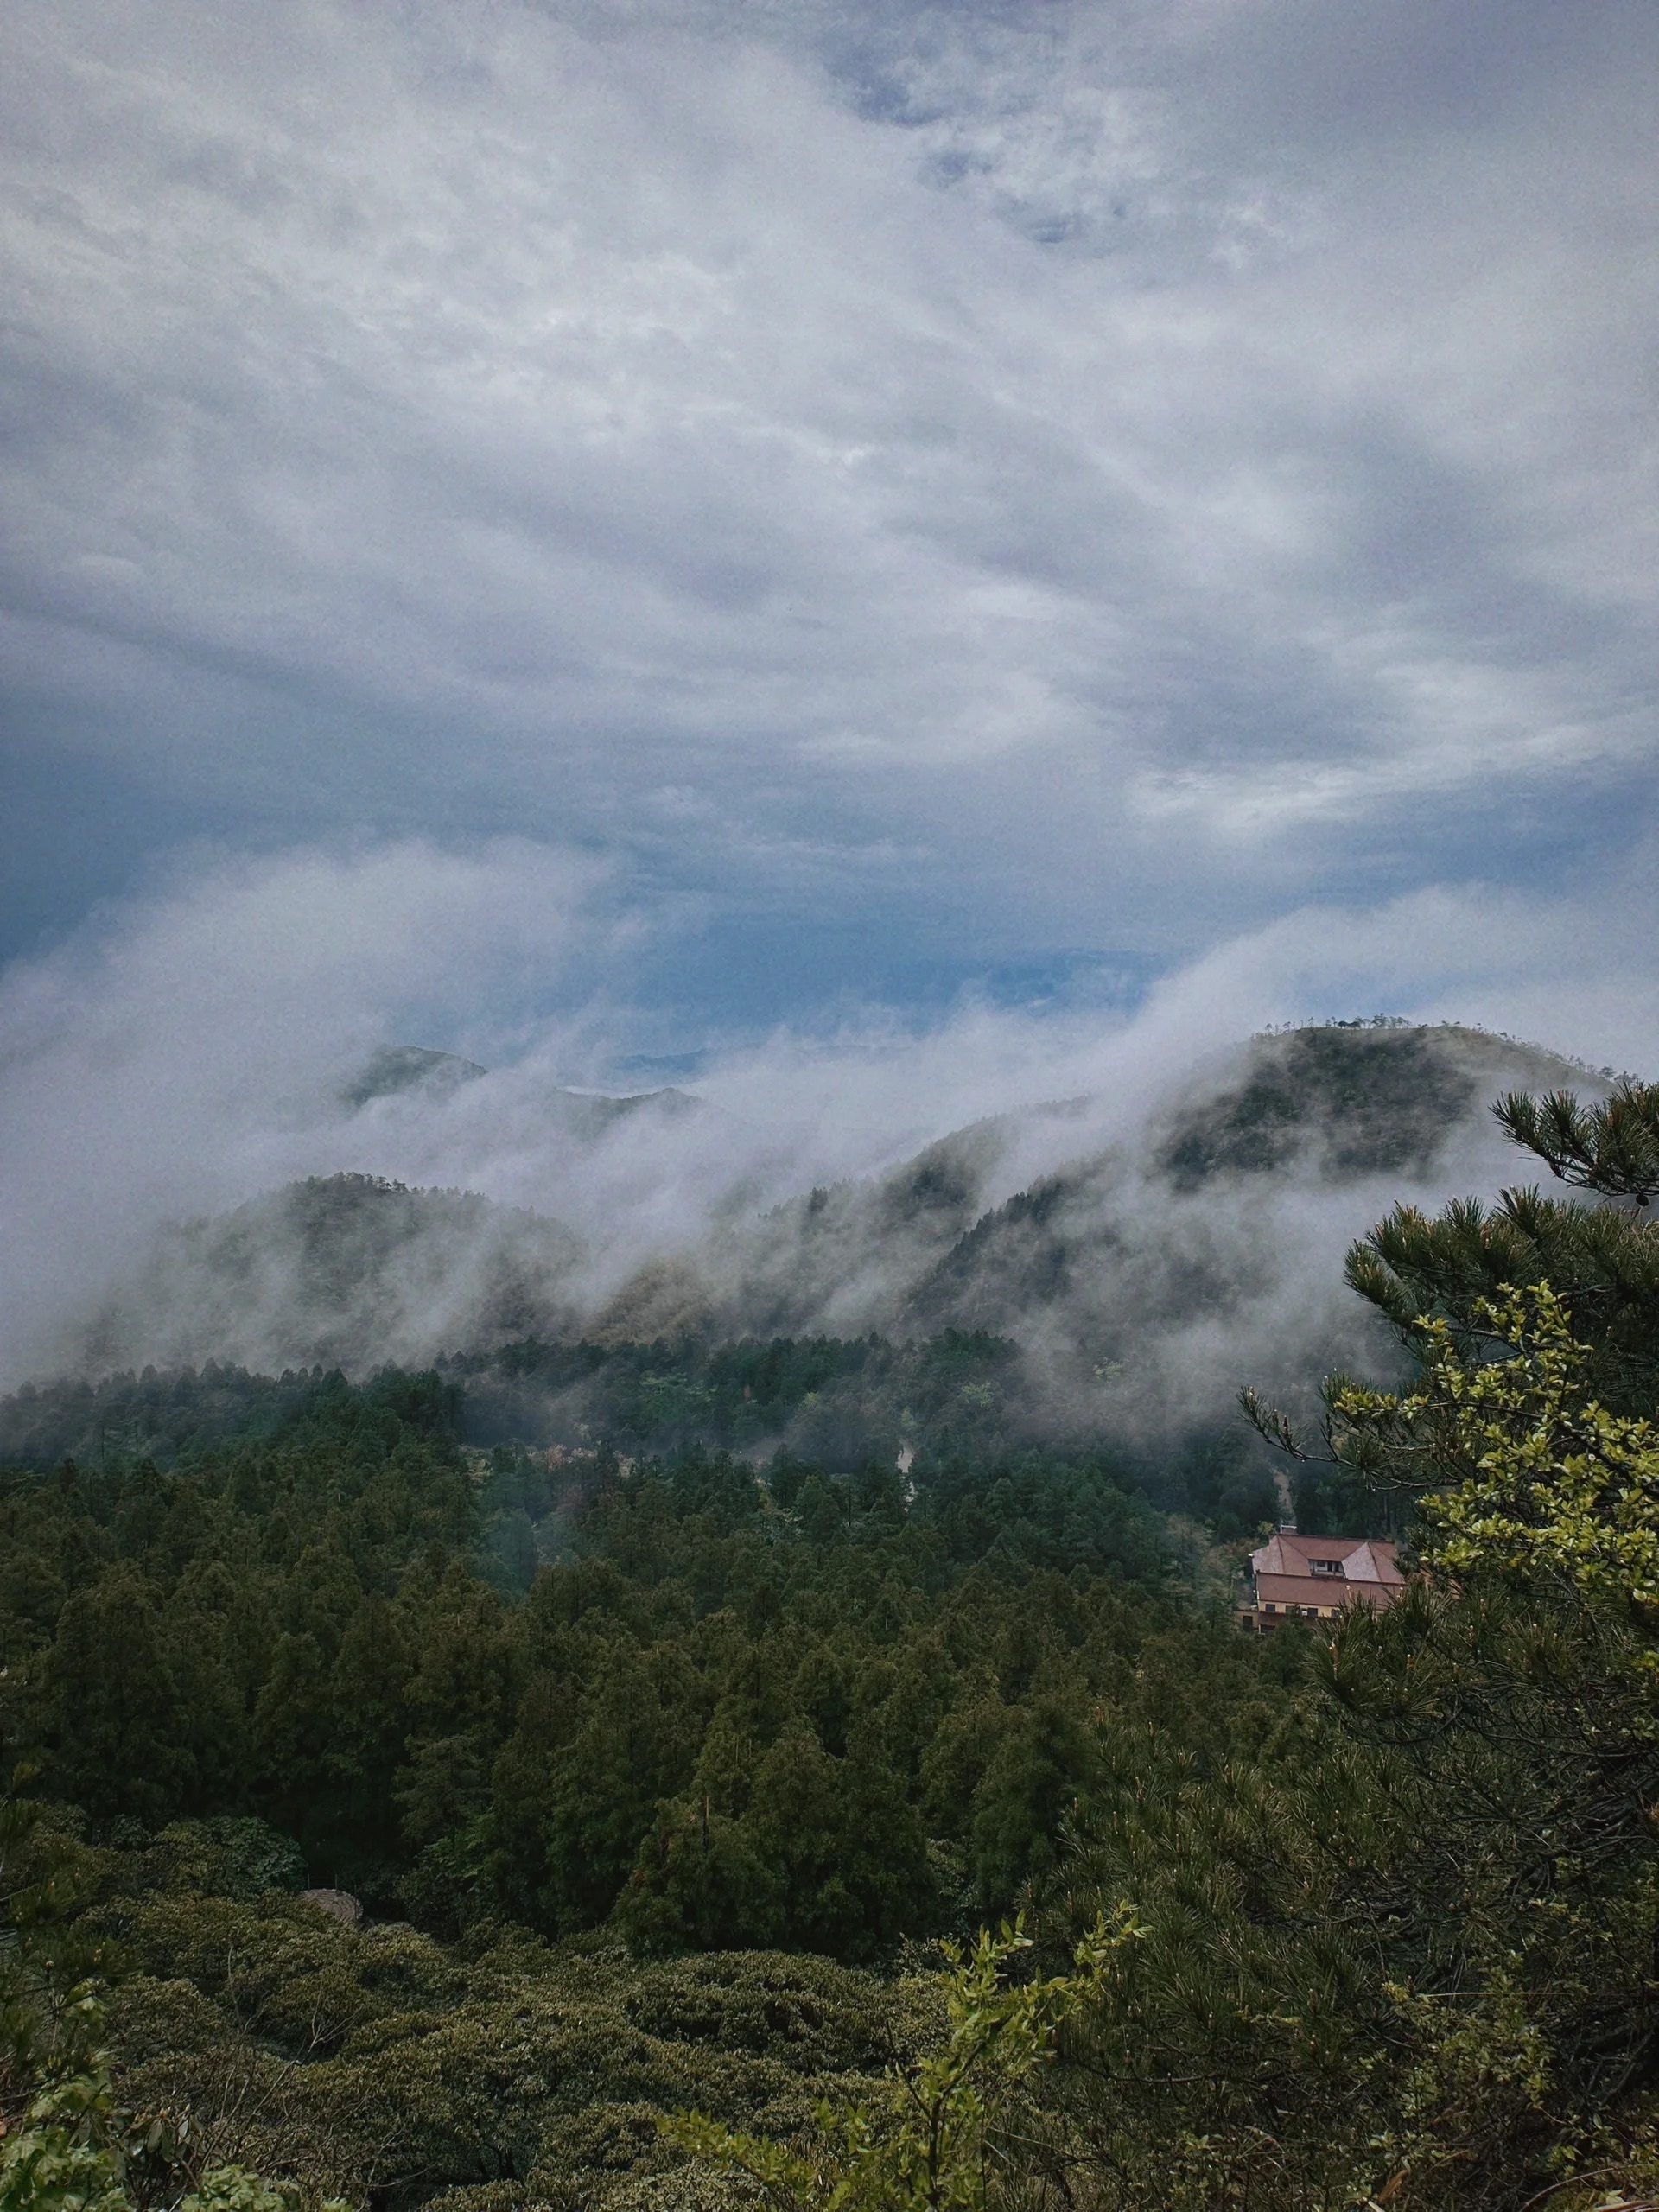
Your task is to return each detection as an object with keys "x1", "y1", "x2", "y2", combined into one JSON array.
[{"x1": 6, "y1": 1071, "x2": 1659, "y2": 2209}]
